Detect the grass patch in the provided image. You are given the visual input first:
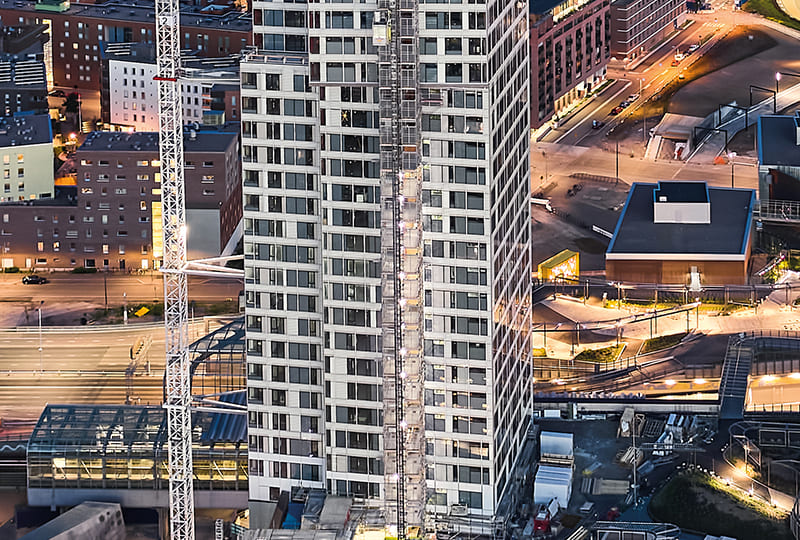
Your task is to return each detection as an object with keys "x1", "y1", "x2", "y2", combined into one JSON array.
[
  {"x1": 650, "y1": 470, "x2": 791, "y2": 540},
  {"x1": 744, "y1": 0, "x2": 800, "y2": 32},
  {"x1": 641, "y1": 332, "x2": 687, "y2": 354},
  {"x1": 610, "y1": 26, "x2": 778, "y2": 140},
  {"x1": 574, "y1": 345, "x2": 623, "y2": 363}
]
